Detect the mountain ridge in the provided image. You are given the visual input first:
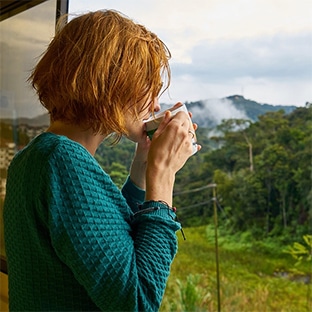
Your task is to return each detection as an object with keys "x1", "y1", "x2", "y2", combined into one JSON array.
[
  {"x1": 0, "y1": 95, "x2": 297, "y2": 128},
  {"x1": 183, "y1": 95, "x2": 297, "y2": 127}
]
